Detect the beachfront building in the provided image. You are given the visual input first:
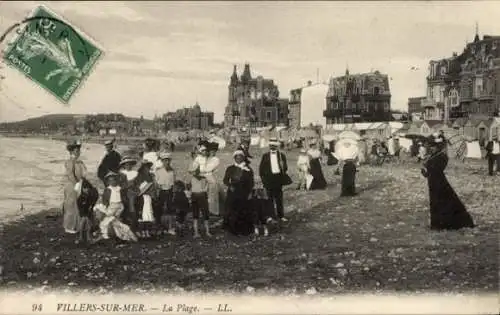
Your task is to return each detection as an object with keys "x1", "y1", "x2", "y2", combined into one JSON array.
[
  {"x1": 289, "y1": 81, "x2": 329, "y2": 129},
  {"x1": 160, "y1": 103, "x2": 214, "y2": 131},
  {"x1": 418, "y1": 31, "x2": 500, "y2": 121},
  {"x1": 324, "y1": 69, "x2": 392, "y2": 124},
  {"x1": 82, "y1": 113, "x2": 128, "y2": 135},
  {"x1": 224, "y1": 64, "x2": 289, "y2": 129}
]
